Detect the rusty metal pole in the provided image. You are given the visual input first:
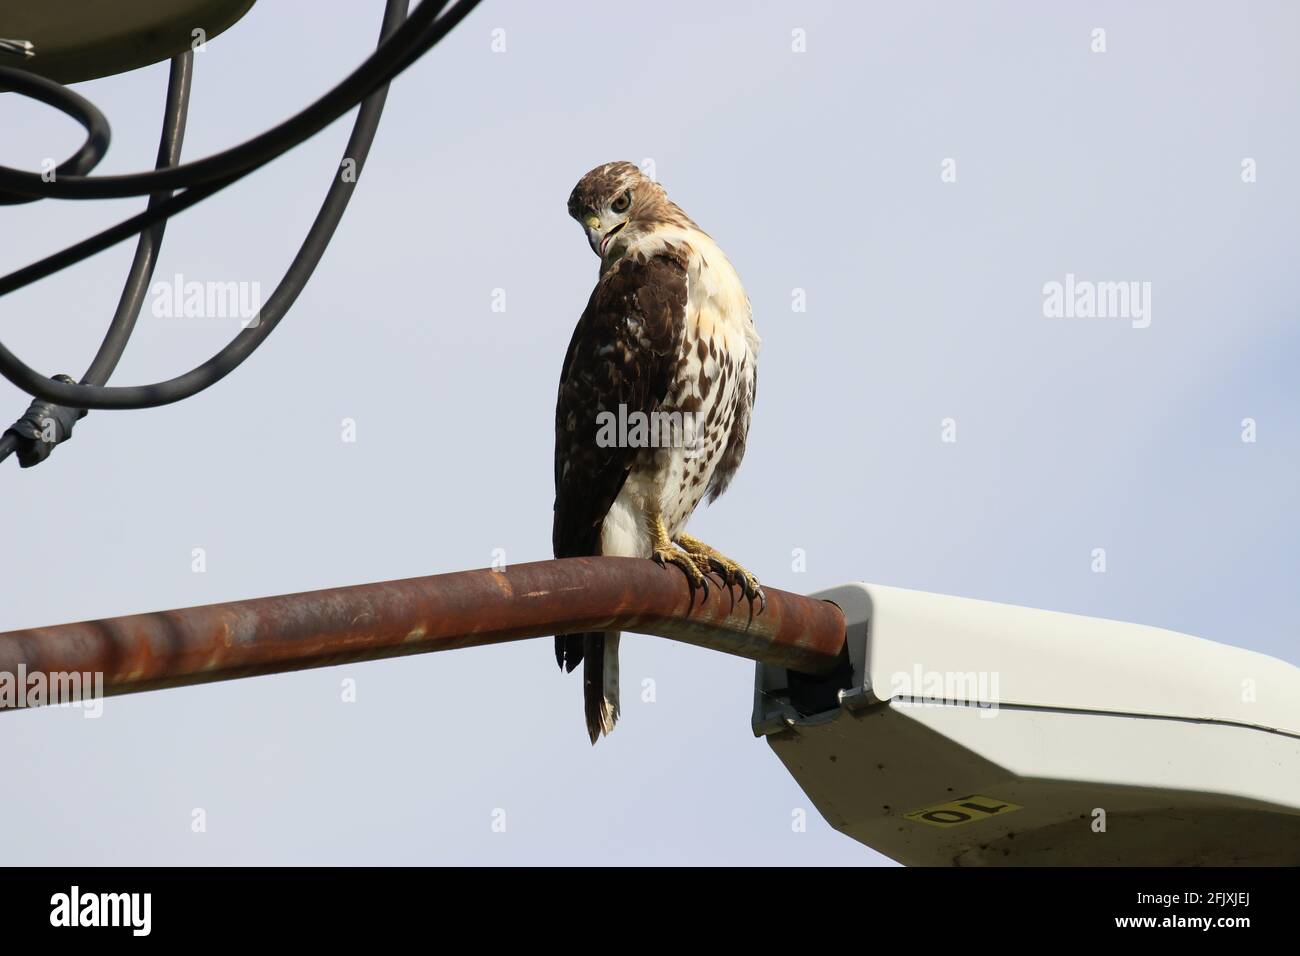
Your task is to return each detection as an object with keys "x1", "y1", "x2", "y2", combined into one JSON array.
[{"x1": 0, "y1": 557, "x2": 845, "y2": 709}]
